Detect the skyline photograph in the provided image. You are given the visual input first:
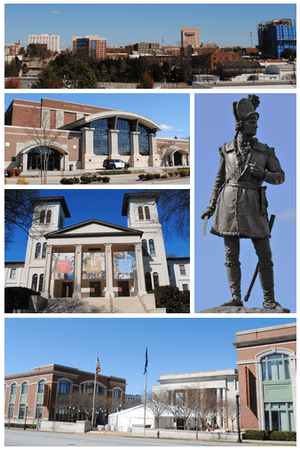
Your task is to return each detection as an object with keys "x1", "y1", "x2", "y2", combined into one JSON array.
[{"x1": 5, "y1": 3, "x2": 296, "y2": 50}]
